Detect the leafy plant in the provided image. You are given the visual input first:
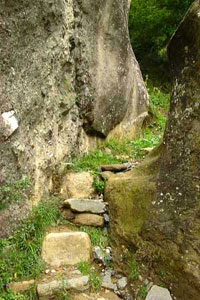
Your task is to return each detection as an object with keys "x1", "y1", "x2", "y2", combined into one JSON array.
[
  {"x1": 92, "y1": 172, "x2": 105, "y2": 194},
  {"x1": 77, "y1": 261, "x2": 91, "y2": 276}
]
